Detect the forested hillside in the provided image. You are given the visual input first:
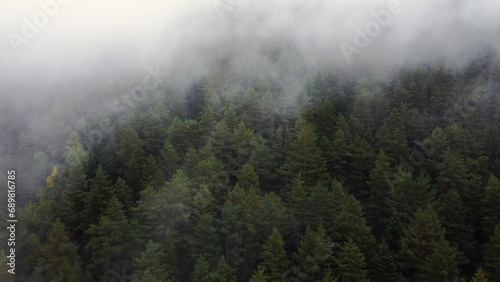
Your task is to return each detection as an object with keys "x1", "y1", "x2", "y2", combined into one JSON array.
[{"x1": 1, "y1": 50, "x2": 500, "y2": 281}]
